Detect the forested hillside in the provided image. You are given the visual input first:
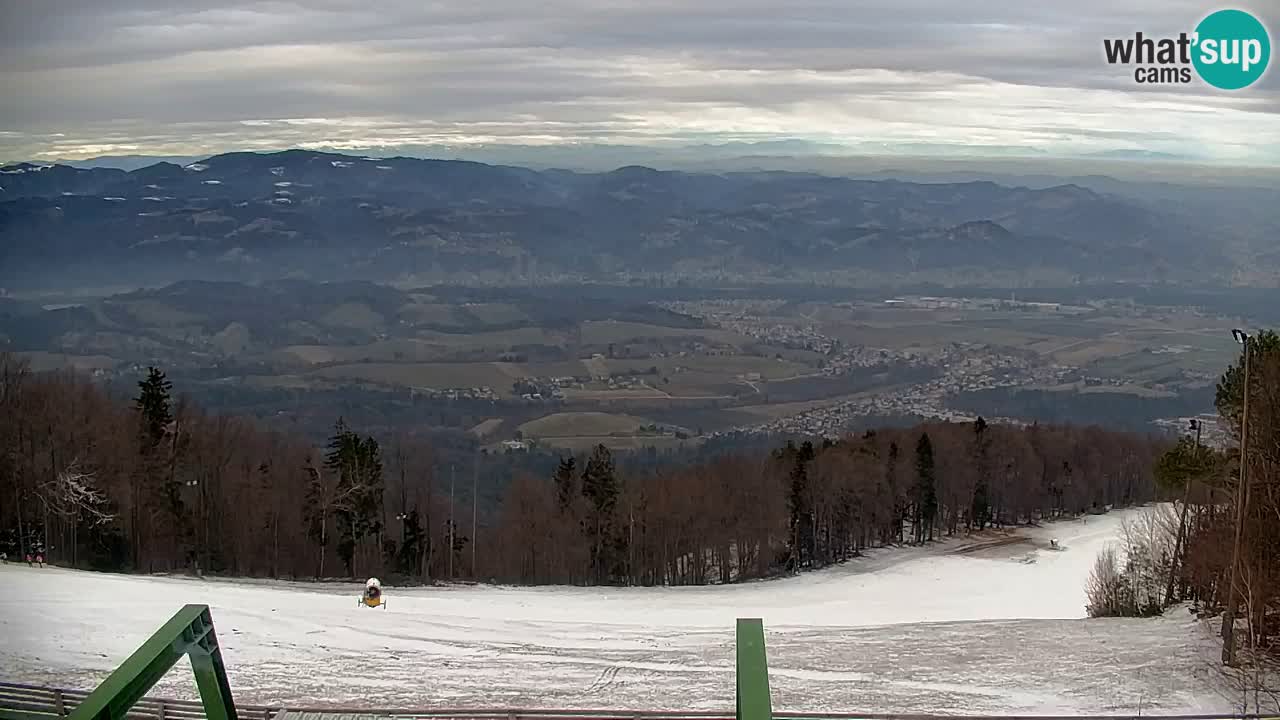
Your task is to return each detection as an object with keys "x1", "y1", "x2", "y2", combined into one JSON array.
[
  {"x1": 0, "y1": 150, "x2": 1254, "y2": 290},
  {"x1": 0, "y1": 352, "x2": 1165, "y2": 584}
]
